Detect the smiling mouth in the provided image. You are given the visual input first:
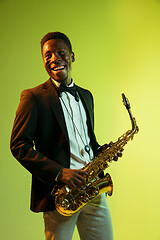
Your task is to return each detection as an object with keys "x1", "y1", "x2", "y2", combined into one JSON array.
[{"x1": 51, "y1": 65, "x2": 65, "y2": 71}]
